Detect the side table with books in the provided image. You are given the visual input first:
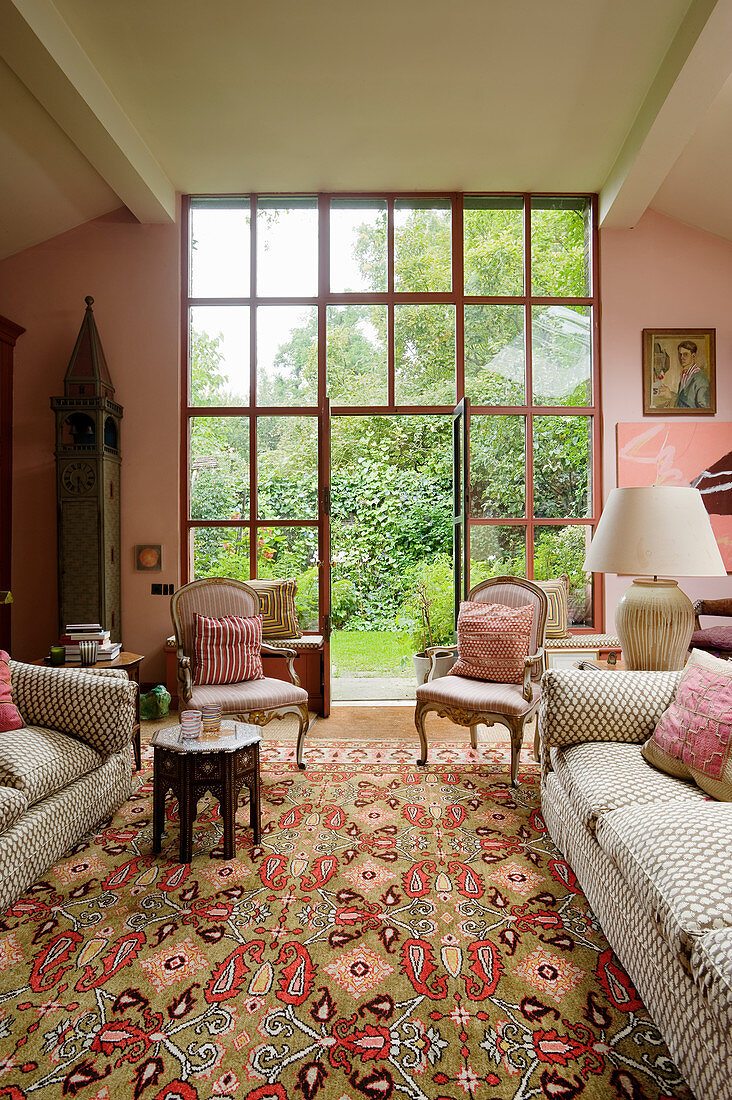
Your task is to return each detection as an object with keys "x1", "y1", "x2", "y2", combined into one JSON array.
[{"x1": 33, "y1": 651, "x2": 144, "y2": 771}]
